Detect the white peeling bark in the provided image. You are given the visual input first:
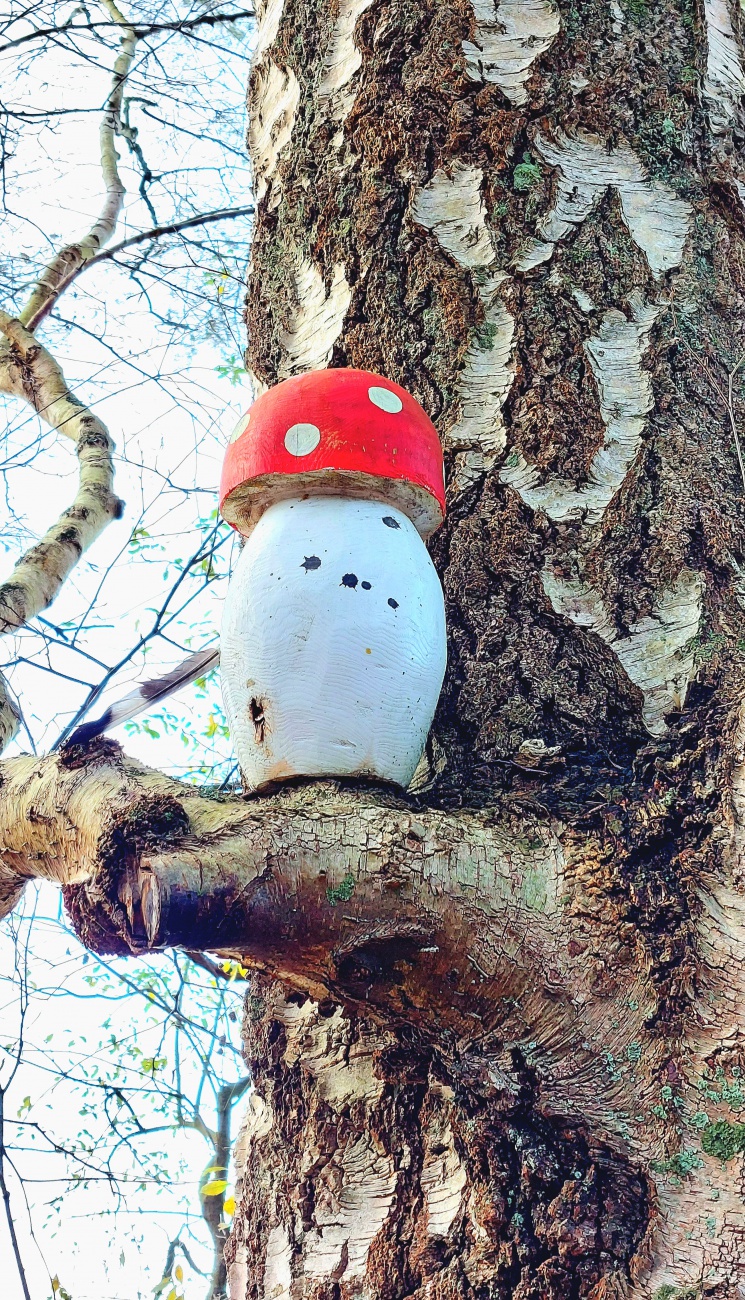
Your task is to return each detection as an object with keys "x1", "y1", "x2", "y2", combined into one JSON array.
[
  {"x1": 627, "y1": 707, "x2": 745, "y2": 1295},
  {"x1": 248, "y1": 0, "x2": 300, "y2": 208},
  {"x1": 703, "y1": 0, "x2": 745, "y2": 136},
  {"x1": 421, "y1": 1114, "x2": 467, "y2": 1238},
  {"x1": 542, "y1": 565, "x2": 704, "y2": 735},
  {"x1": 414, "y1": 155, "x2": 701, "y2": 736},
  {"x1": 305, "y1": 1133, "x2": 397, "y2": 1279},
  {"x1": 262, "y1": 1223, "x2": 292, "y2": 1300},
  {"x1": 515, "y1": 131, "x2": 692, "y2": 278},
  {"x1": 249, "y1": 61, "x2": 301, "y2": 206},
  {"x1": 277, "y1": 999, "x2": 384, "y2": 1109},
  {"x1": 317, "y1": 0, "x2": 375, "y2": 121},
  {"x1": 488, "y1": 128, "x2": 701, "y2": 737},
  {"x1": 412, "y1": 164, "x2": 515, "y2": 493},
  {"x1": 501, "y1": 292, "x2": 659, "y2": 523},
  {"x1": 253, "y1": 0, "x2": 286, "y2": 64},
  {"x1": 279, "y1": 257, "x2": 352, "y2": 375},
  {"x1": 232, "y1": 988, "x2": 398, "y2": 1292},
  {"x1": 462, "y1": 0, "x2": 561, "y2": 107},
  {"x1": 412, "y1": 162, "x2": 495, "y2": 270}
]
